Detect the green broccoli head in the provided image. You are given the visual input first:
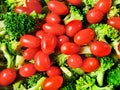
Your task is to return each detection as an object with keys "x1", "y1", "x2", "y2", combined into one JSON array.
[
  {"x1": 4, "y1": 12, "x2": 37, "y2": 39},
  {"x1": 63, "y1": 5, "x2": 83, "y2": 24},
  {"x1": 89, "y1": 23, "x2": 120, "y2": 43},
  {"x1": 89, "y1": 56, "x2": 115, "y2": 86},
  {"x1": 5, "y1": 0, "x2": 26, "y2": 9},
  {"x1": 107, "y1": 63, "x2": 120, "y2": 87}
]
